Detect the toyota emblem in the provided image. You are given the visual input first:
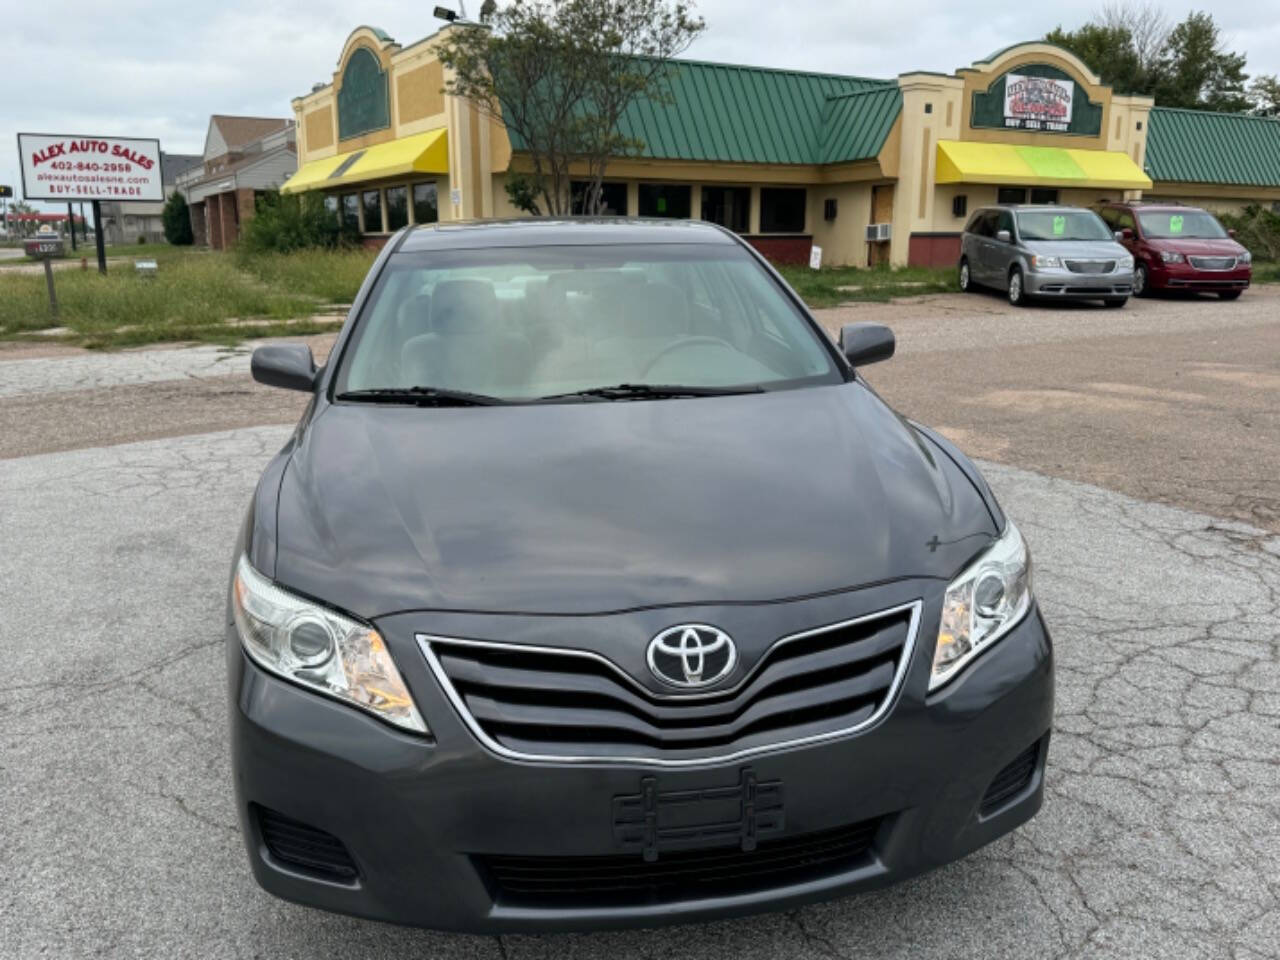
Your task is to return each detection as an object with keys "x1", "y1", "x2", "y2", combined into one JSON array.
[{"x1": 646, "y1": 625, "x2": 737, "y2": 688}]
